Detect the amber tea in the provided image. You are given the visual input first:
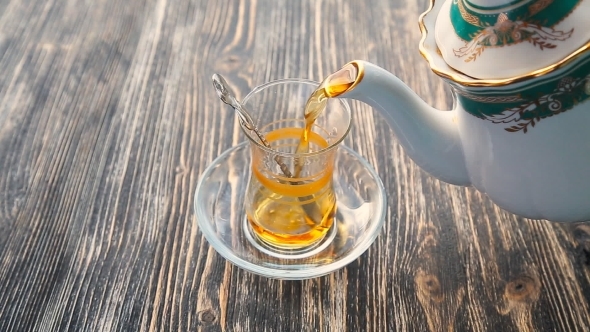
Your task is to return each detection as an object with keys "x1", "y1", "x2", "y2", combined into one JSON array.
[{"x1": 246, "y1": 127, "x2": 337, "y2": 248}]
